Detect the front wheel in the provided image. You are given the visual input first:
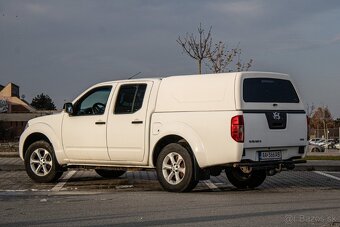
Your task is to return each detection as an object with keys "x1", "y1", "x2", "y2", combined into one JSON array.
[
  {"x1": 24, "y1": 140, "x2": 63, "y2": 183},
  {"x1": 225, "y1": 166, "x2": 266, "y2": 189},
  {"x1": 156, "y1": 143, "x2": 198, "y2": 192}
]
